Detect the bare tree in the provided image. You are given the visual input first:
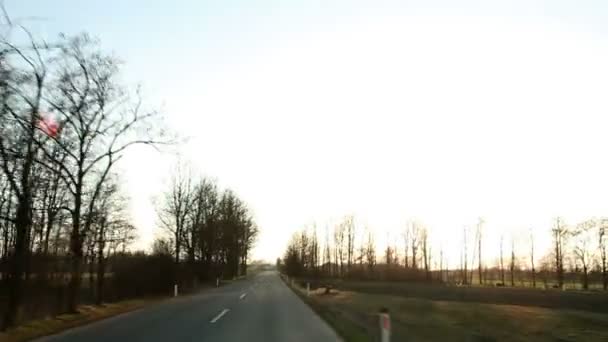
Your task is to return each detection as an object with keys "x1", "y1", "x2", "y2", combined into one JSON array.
[
  {"x1": 334, "y1": 222, "x2": 345, "y2": 276},
  {"x1": 463, "y1": 226, "x2": 468, "y2": 285},
  {"x1": 299, "y1": 229, "x2": 309, "y2": 272},
  {"x1": 364, "y1": 230, "x2": 376, "y2": 273},
  {"x1": 0, "y1": 22, "x2": 51, "y2": 327},
  {"x1": 403, "y1": 226, "x2": 409, "y2": 268},
  {"x1": 530, "y1": 228, "x2": 536, "y2": 288},
  {"x1": 357, "y1": 241, "x2": 364, "y2": 267},
  {"x1": 572, "y1": 219, "x2": 595, "y2": 290},
  {"x1": 216, "y1": 189, "x2": 258, "y2": 278},
  {"x1": 600, "y1": 218, "x2": 608, "y2": 291},
  {"x1": 477, "y1": 218, "x2": 483, "y2": 285},
  {"x1": 0, "y1": 176, "x2": 13, "y2": 261},
  {"x1": 152, "y1": 237, "x2": 173, "y2": 256},
  {"x1": 410, "y1": 221, "x2": 420, "y2": 270},
  {"x1": 26, "y1": 34, "x2": 169, "y2": 312},
  {"x1": 323, "y1": 224, "x2": 331, "y2": 276},
  {"x1": 91, "y1": 177, "x2": 134, "y2": 305},
  {"x1": 158, "y1": 163, "x2": 193, "y2": 265},
  {"x1": 510, "y1": 238, "x2": 515, "y2": 286},
  {"x1": 38, "y1": 148, "x2": 69, "y2": 256},
  {"x1": 499, "y1": 235, "x2": 505, "y2": 285},
  {"x1": 384, "y1": 245, "x2": 394, "y2": 265},
  {"x1": 345, "y1": 216, "x2": 355, "y2": 274},
  {"x1": 421, "y1": 227, "x2": 430, "y2": 280},
  {"x1": 194, "y1": 178, "x2": 219, "y2": 277},
  {"x1": 309, "y1": 224, "x2": 319, "y2": 276},
  {"x1": 439, "y1": 245, "x2": 444, "y2": 282},
  {"x1": 356, "y1": 225, "x2": 366, "y2": 267},
  {"x1": 552, "y1": 217, "x2": 568, "y2": 289}
]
